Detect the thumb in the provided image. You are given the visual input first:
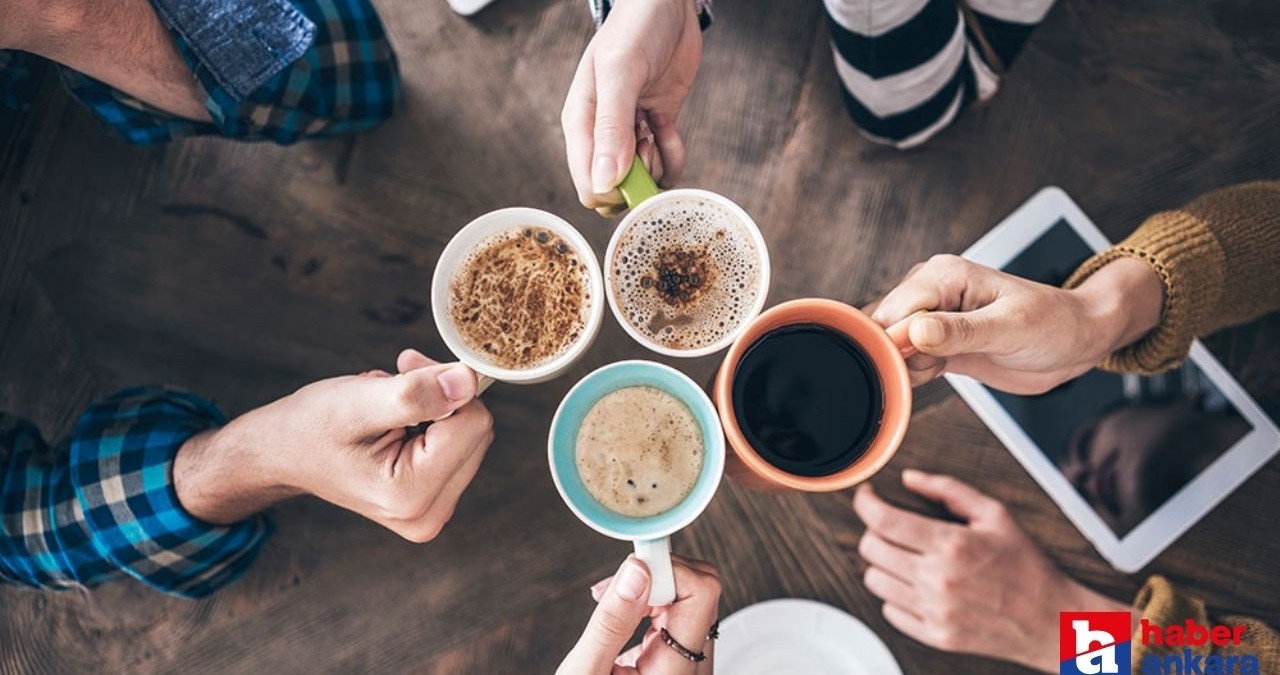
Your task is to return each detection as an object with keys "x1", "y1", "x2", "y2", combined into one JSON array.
[
  {"x1": 591, "y1": 69, "x2": 641, "y2": 195},
  {"x1": 351, "y1": 363, "x2": 478, "y2": 430},
  {"x1": 559, "y1": 558, "x2": 651, "y2": 675},
  {"x1": 908, "y1": 308, "x2": 1003, "y2": 358},
  {"x1": 901, "y1": 469, "x2": 1004, "y2": 524}
]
